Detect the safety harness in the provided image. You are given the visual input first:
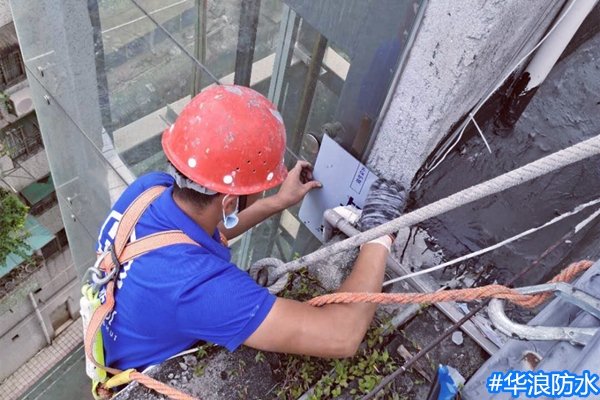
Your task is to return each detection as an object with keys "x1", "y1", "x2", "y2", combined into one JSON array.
[{"x1": 81, "y1": 186, "x2": 226, "y2": 399}]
